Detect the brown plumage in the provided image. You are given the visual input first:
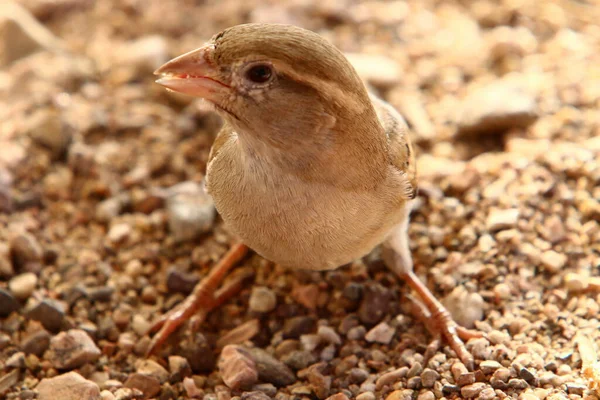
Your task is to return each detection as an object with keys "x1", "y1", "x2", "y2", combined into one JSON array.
[{"x1": 149, "y1": 23, "x2": 483, "y2": 370}]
